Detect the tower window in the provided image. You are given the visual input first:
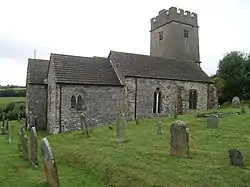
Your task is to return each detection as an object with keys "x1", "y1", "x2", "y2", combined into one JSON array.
[
  {"x1": 159, "y1": 31, "x2": 163, "y2": 41},
  {"x1": 184, "y1": 29, "x2": 189, "y2": 38}
]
